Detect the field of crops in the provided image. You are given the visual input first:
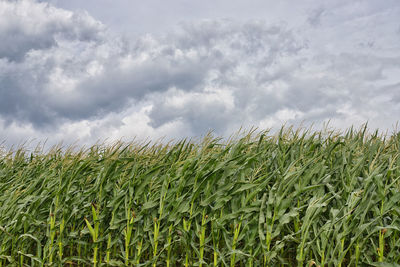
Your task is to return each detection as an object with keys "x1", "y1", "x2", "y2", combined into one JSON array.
[{"x1": 1, "y1": 126, "x2": 400, "y2": 266}]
